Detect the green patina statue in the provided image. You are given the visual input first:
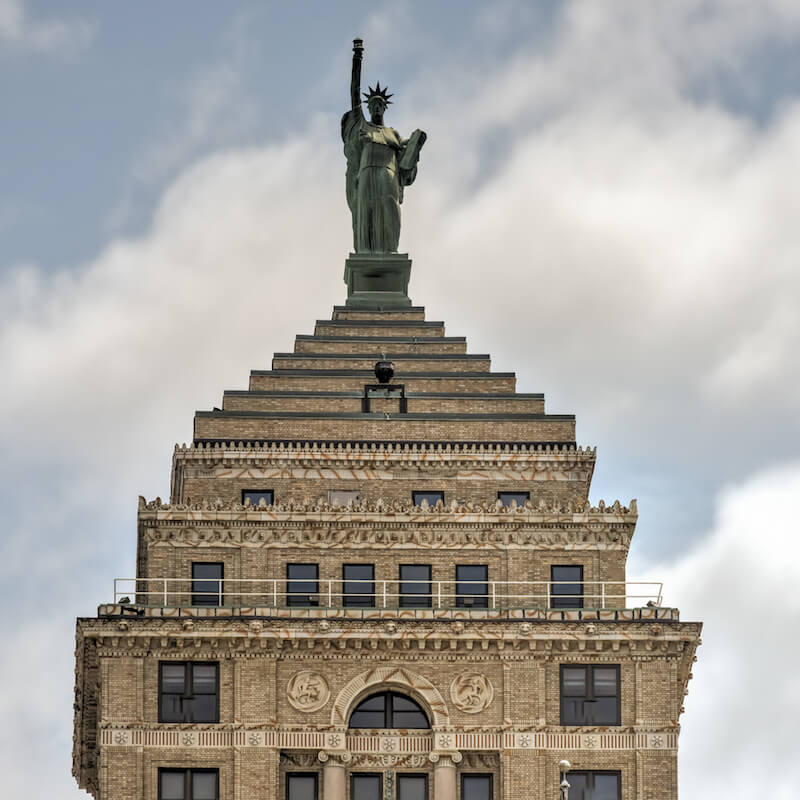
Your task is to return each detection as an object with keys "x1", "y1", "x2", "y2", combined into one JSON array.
[{"x1": 342, "y1": 38, "x2": 426, "y2": 254}]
